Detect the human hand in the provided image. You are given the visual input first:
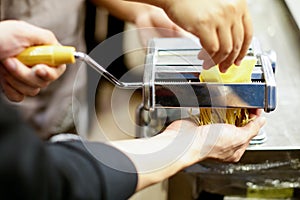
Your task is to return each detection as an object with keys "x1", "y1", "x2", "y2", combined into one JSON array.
[
  {"x1": 0, "y1": 20, "x2": 66, "y2": 102},
  {"x1": 165, "y1": 112, "x2": 265, "y2": 165},
  {"x1": 117, "y1": 109, "x2": 264, "y2": 191},
  {"x1": 162, "y1": 0, "x2": 253, "y2": 72}
]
